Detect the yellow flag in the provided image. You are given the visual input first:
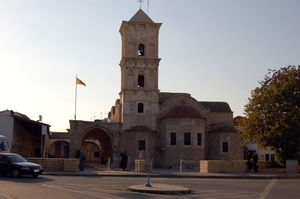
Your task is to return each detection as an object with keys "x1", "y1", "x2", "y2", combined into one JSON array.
[{"x1": 76, "y1": 77, "x2": 86, "y2": 86}]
